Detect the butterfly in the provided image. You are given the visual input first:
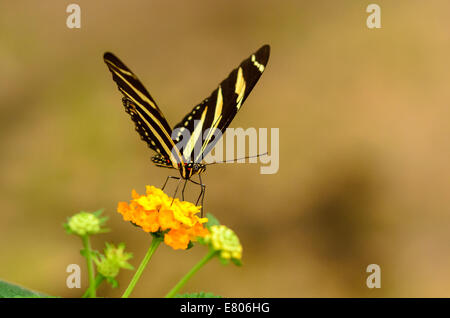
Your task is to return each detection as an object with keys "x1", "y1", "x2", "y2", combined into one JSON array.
[{"x1": 104, "y1": 44, "x2": 270, "y2": 207}]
